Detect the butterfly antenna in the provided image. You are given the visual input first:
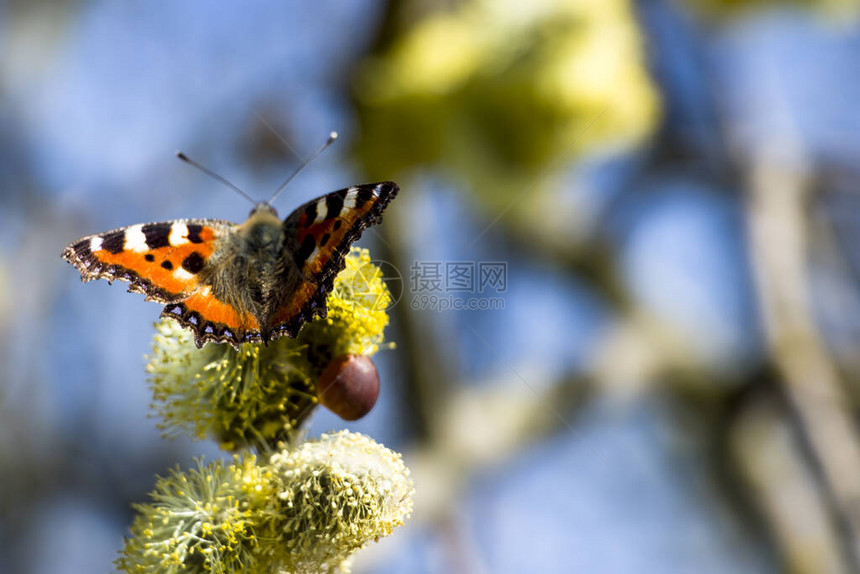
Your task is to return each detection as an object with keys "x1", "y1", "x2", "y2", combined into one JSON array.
[
  {"x1": 267, "y1": 131, "x2": 338, "y2": 205},
  {"x1": 176, "y1": 152, "x2": 257, "y2": 205}
]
